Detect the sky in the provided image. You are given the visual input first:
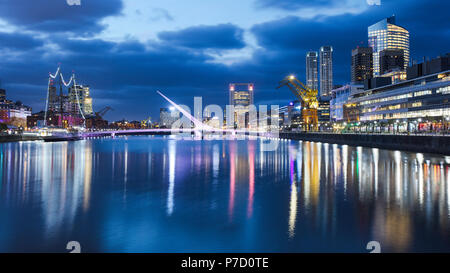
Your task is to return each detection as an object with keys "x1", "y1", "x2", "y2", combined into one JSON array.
[{"x1": 0, "y1": 0, "x2": 448, "y2": 121}]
